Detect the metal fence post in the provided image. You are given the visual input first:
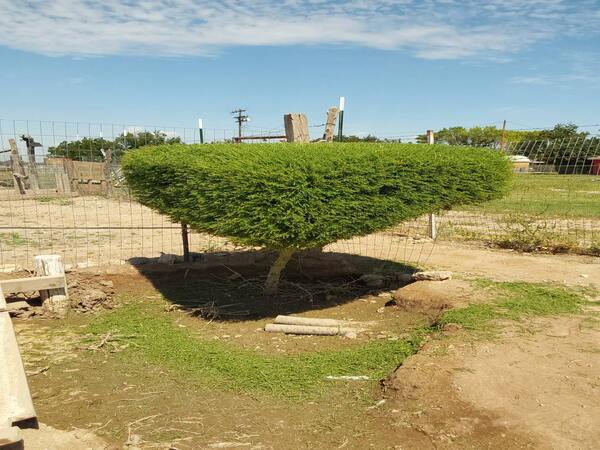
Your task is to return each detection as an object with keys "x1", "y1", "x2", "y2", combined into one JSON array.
[{"x1": 426, "y1": 130, "x2": 437, "y2": 239}]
